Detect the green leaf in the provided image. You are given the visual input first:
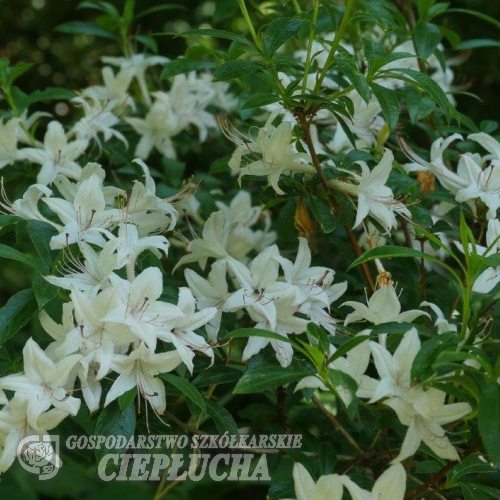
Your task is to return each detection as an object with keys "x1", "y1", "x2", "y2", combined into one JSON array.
[
  {"x1": 118, "y1": 387, "x2": 137, "y2": 411},
  {"x1": 369, "y1": 82, "x2": 399, "y2": 129},
  {"x1": 348, "y1": 245, "x2": 462, "y2": 283},
  {"x1": 160, "y1": 59, "x2": 216, "y2": 80},
  {"x1": 27, "y1": 220, "x2": 57, "y2": 273},
  {"x1": 447, "y1": 8, "x2": 500, "y2": 30},
  {"x1": 241, "y1": 93, "x2": 281, "y2": 109},
  {"x1": 384, "y1": 68, "x2": 455, "y2": 122},
  {"x1": 160, "y1": 373, "x2": 206, "y2": 412},
  {"x1": 411, "y1": 337, "x2": 442, "y2": 381},
  {"x1": 0, "y1": 289, "x2": 37, "y2": 344},
  {"x1": 204, "y1": 399, "x2": 238, "y2": 435},
  {"x1": 192, "y1": 365, "x2": 242, "y2": 388},
  {"x1": 306, "y1": 323, "x2": 330, "y2": 353},
  {"x1": 222, "y1": 327, "x2": 294, "y2": 344},
  {"x1": 33, "y1": 276, "x2": 58, "y2": 310},
  {"x1": 213, "y1": 60, "x2": 262, "y2": 82},
  {"x1": 94, "y1": 403, "x2": 136, "y2": 460},
  {"x1": 136, "y1": 4, "x2": 185, "y2": 19},
  {"x1": 0, "y1": 243, "x2": 43, "y2": 273},
  {"x1": 328, "y1": 335, "x2": 370, "y2": 363},
  {"x1": 263, "y1": 17, "x2": 304, "y2": 58},
  {"x1": 177, "y1": 28, "x2": 254, "y2": 47},
  {"x1": 457, "y1": 39, "x2": 500, "y2": 50},
  {"x1": 308, "y1": 195, "x2": 336, "y2": 233},
  {"x1": 234, "y1": 364, "x2": 311, "y2": 394},
  {"x1": 414, "y1": 22, "x2": 441, "y2": 58},
  {"x1": 27, "y1": 88, "x2": 76, "y2": 105},
  {"x1": 209, "y1": 156, "x2": 230, "y2": 174},
  {"x1": 56, "y1": 21, "x2": 118, "y2": 40},
  {"x1": 0, "y1": 215, "x2": 19, "y2": 229},
  {"x1": 478, "y1": 384, "x2": 500, "y2": 467}
]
